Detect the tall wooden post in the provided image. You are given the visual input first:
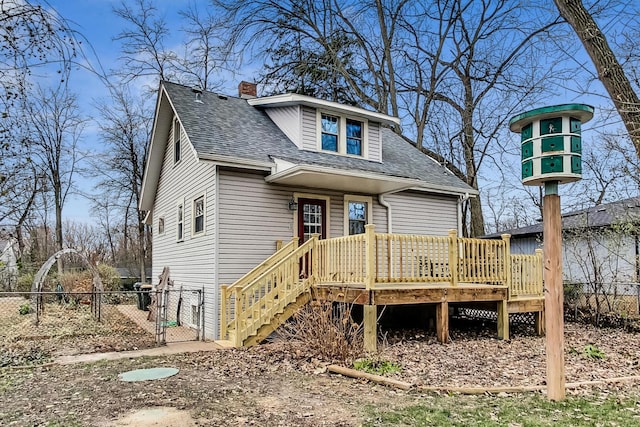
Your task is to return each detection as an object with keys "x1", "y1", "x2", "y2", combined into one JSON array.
[
  {"x1": 364, "y1": 224, "x2": 377, "y2": 352},
  {"x1": 543, "y1": 183, "x2": 565, "y2": 400},
  {"x1": 510, "y1": 103, "x2": 593, "y2": 402}
]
